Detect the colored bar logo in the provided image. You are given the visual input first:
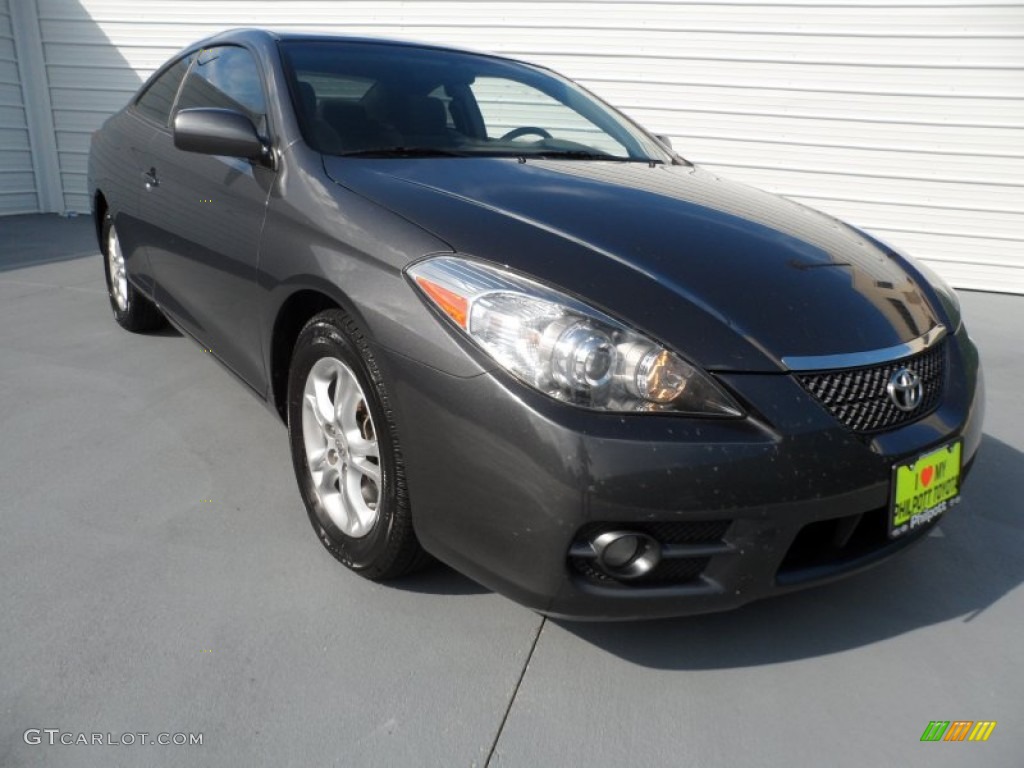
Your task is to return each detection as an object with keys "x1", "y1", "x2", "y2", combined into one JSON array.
[{"x1": 921, "y1": 721, "x2": 997, "y2": 742}]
